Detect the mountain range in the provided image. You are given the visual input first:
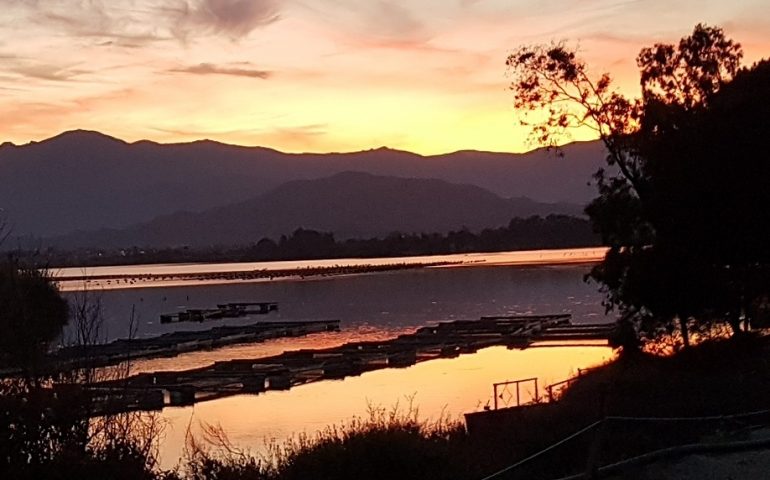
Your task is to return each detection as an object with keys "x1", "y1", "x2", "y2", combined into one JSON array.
[
  {"x1": 54, "y1": 172, "x2": 584, "y2": 248},
  {"x1": 0, "y1": 130, "x2": 607, "y2": 247}
]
